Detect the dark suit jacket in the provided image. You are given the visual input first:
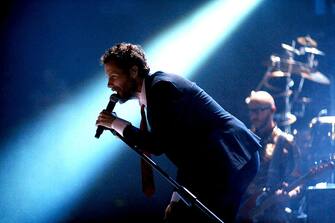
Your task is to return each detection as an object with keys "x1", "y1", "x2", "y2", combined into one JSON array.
[{"x1": 123, "y1": 71, "x2": 261, "y2": 220}]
